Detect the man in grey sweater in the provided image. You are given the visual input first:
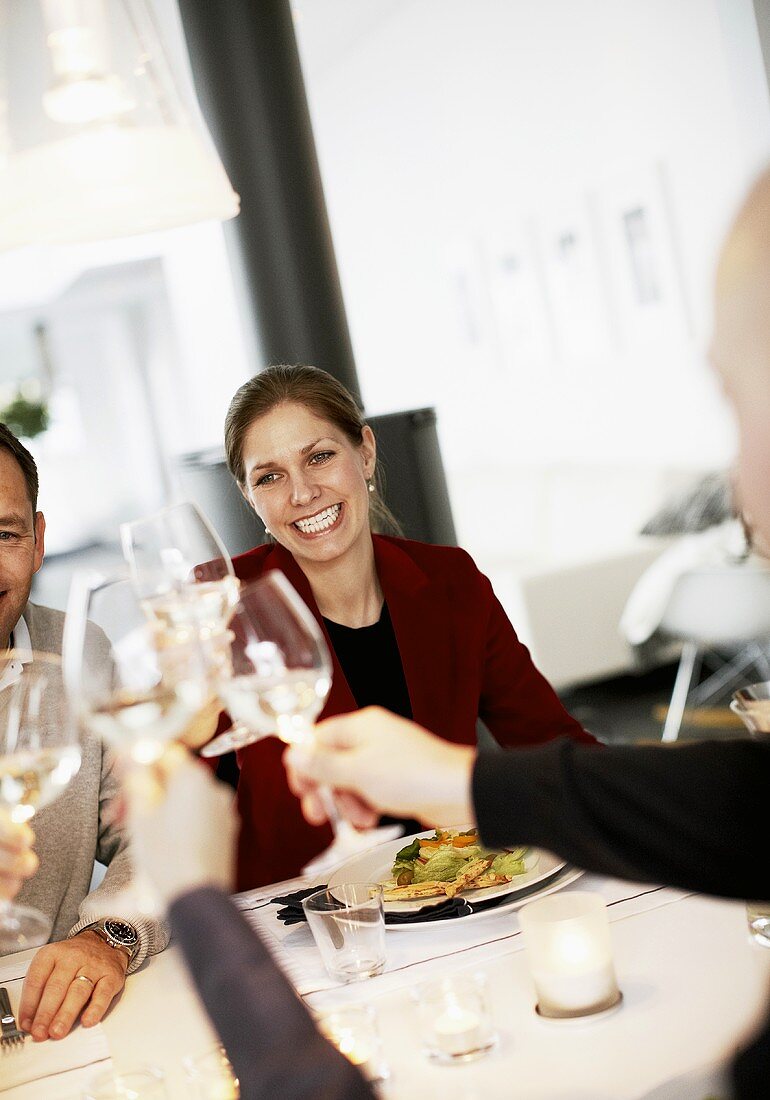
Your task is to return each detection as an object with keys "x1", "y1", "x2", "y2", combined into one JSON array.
[{"x1": 0, "y1": 425, "x2": 168, "y2": 1041}]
